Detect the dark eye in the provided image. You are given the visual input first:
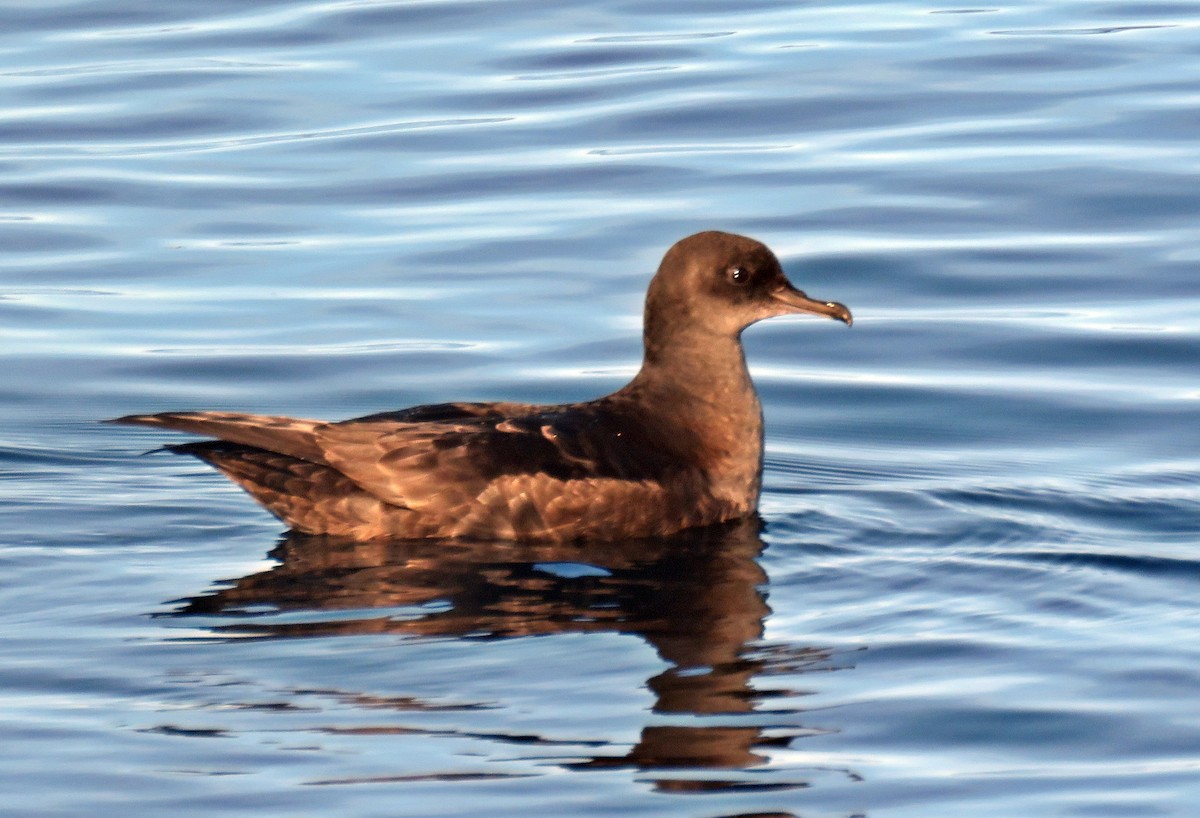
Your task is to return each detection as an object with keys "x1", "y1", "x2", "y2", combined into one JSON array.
[{"x1": 727, "y1": 266, "x2": 749, "y2": 285}]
